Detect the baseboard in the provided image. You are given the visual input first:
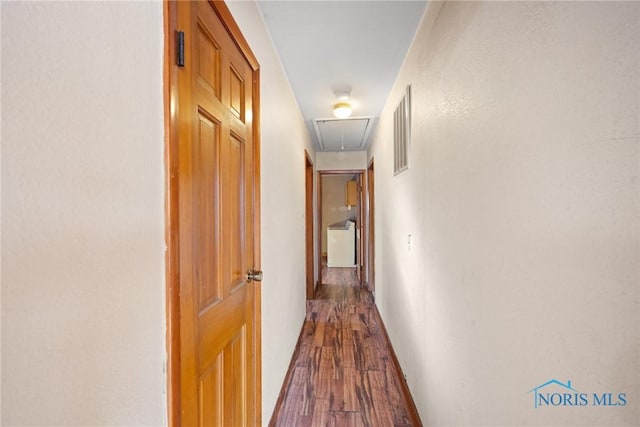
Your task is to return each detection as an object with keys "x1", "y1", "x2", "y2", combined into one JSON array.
[
  {"x1": 373, "y1": 304, "x2": 423, "y2": 426},
  {"x1": 267, "y1": 316, "x2": 307, "y2": 427}
]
